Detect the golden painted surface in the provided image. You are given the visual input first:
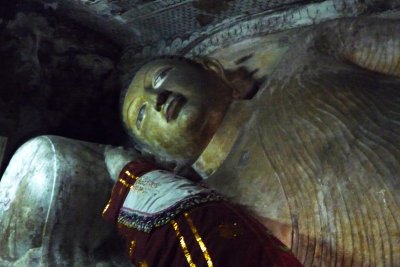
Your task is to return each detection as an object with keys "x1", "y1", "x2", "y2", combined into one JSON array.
[
  {"x1": 171, "y1": 220, "x2": 197, "y2": 267},
  {"x1": 184, "y1": 212, "x2": 214, "y2": 267},
  {"x1": 122, "y1": 58, "x2": 233, "y2": 165},
  {"x1": 118, "y1": 178, "x2": 131, "y2": 188},
  {"x1": 102, "y1": 199, "x2": 111, "y2": 216},
  {"x1": 125, "y1": 170, "x2": 139, "y2": 180},
  {"x1": 125, "y1": 18, "x2": 400, "y2": 266},
  {"x1": 217, "y1": 222, "x2": 242, "y2": 239},
  {"x1": 199, "y1": 25, "x2": 400, "y2": 265},
  {"x1": 129, "y1": 240, "x2": 136, "y2": 257}
]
